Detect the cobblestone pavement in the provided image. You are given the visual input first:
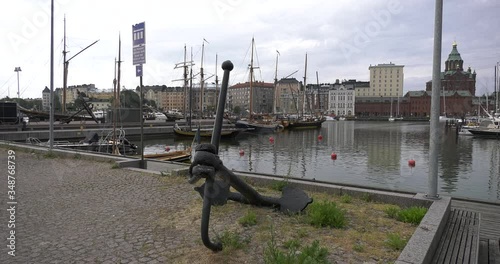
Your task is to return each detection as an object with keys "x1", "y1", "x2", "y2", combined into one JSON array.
[{"x1": 0, "y1": 150, "x2": 203, "y2": 264}]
